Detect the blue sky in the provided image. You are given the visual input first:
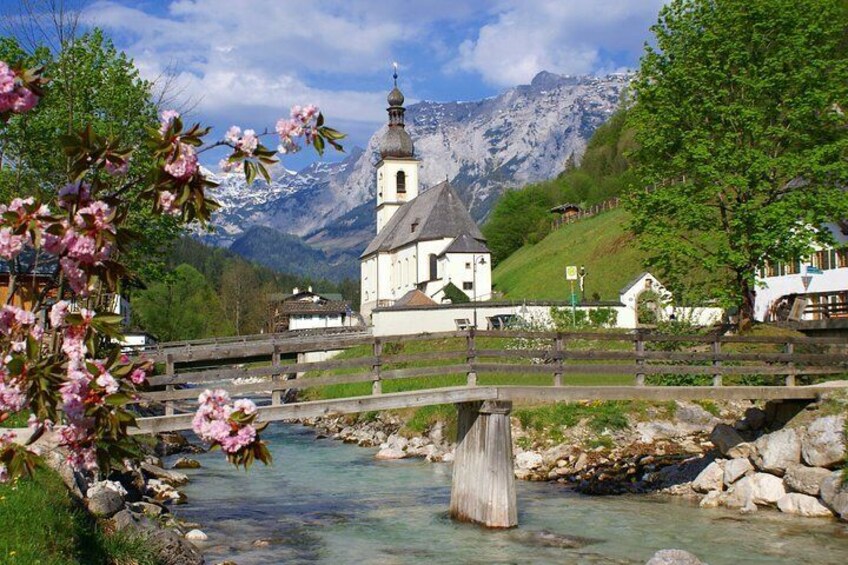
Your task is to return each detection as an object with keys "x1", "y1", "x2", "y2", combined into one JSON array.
[{"x1": 76, "y1": 0, "x2": 665, "y2": 170}]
